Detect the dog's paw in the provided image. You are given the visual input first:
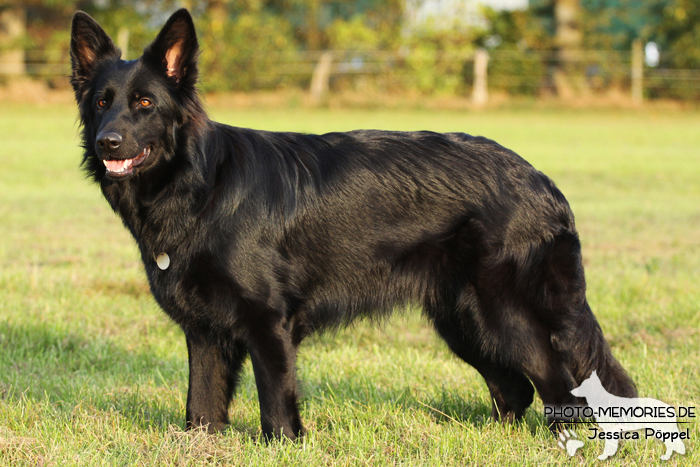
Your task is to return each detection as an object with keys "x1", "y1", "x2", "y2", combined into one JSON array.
[{"x1": 558, "y1": 429, "x2": 584, "y2": 457}]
